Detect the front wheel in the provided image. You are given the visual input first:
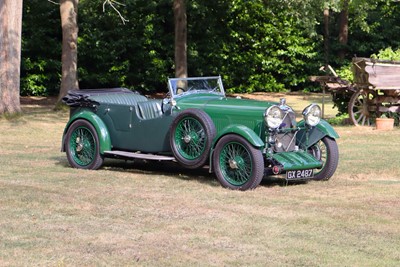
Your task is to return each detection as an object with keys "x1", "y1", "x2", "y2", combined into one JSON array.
[
  {"x1": 308, "y1": 136, "x2": 339, "y2": 180},
  {"x1": 65, "y1": 119, "x2": 104, "y2": 170},
  {"x1": 213, "y1": 135, "x2": 264, "y2": 190}
]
